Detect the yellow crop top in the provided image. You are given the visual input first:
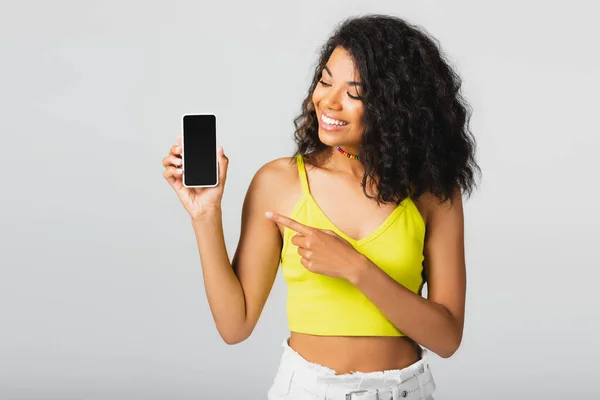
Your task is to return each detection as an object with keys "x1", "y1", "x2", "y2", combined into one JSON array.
[{"x1": 280, "y1": 155, "x2": 426, "y2": 336}]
